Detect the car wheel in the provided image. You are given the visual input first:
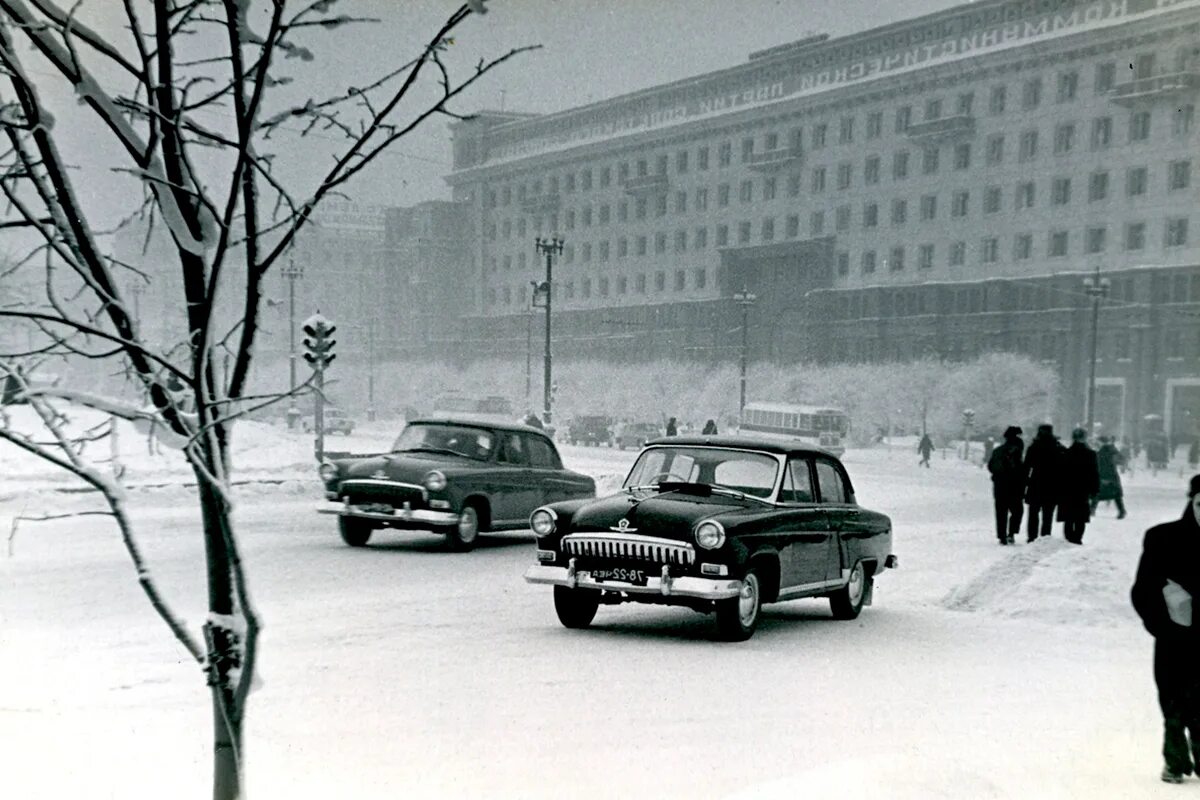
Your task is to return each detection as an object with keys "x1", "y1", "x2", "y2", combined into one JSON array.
[
  {"x1": 553, "y1": 585, "x2": 600, "y2": 629},
  {"x1": 830, "y1": 560, "x2": 869, "y2": 620},
  {"x1": 445, "y1": 503, "x2": 481, "y2": 552},
  {"x1": 715, "y1": 567, "x2": 762, "y2": 641},
  {"x1": 338, "y1": 517, "x2": 373, "y2": 547}
]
